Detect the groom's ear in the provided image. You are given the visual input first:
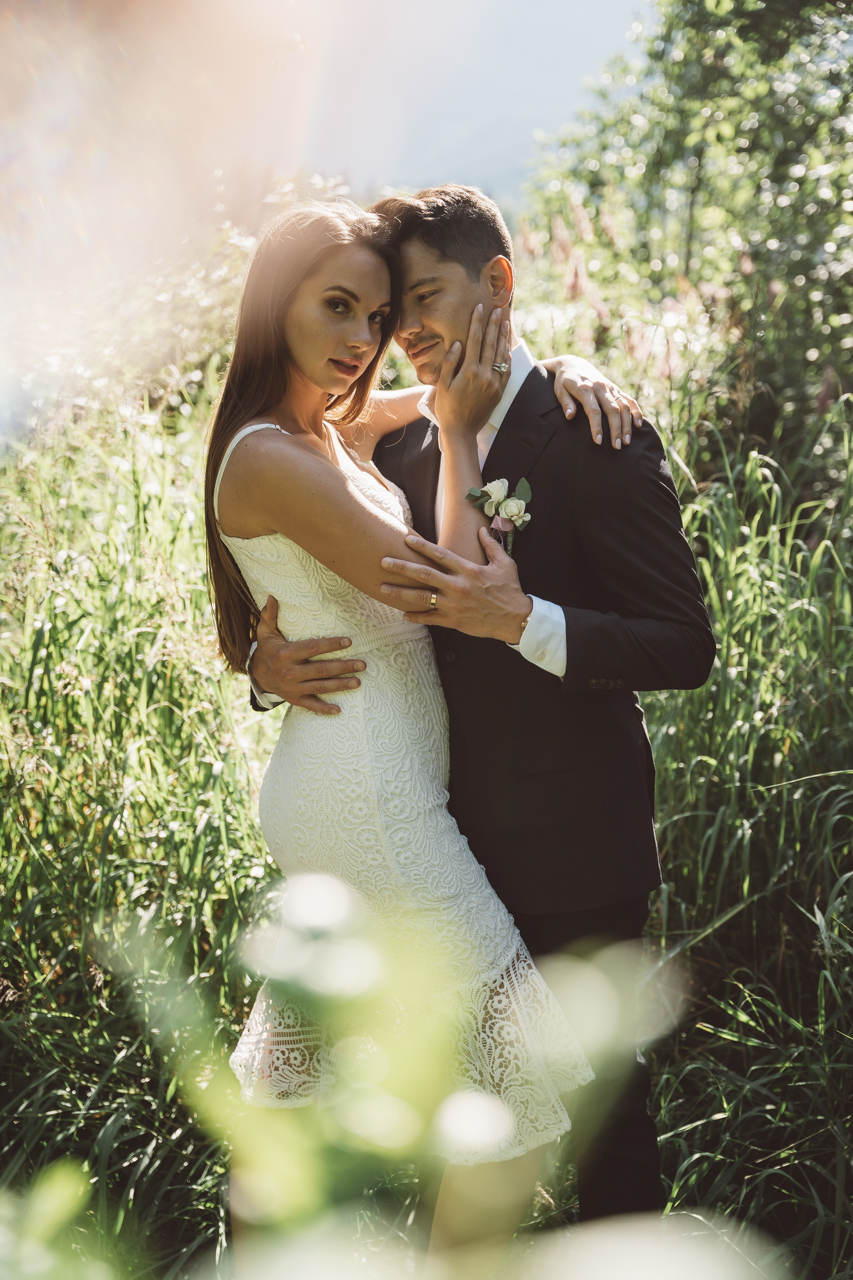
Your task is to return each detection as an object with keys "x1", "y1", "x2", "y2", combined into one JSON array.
[{"x1": 482, "y1": 255, "x2": 514, "y2": 310}]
